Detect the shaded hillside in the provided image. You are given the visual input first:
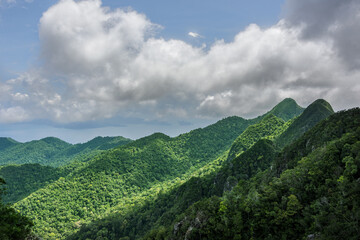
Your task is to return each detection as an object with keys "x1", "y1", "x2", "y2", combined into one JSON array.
[
  {"x1": 0, "y1": 178, "x2": 35, "y2": 240},
  {"x1": 0, "y1": 164, "x2": 64, "y2": 203},
  {"x1": 144, "y1": 108, "x2": 360, "y2": 240},
  {"x1": 276, "y1": 99, "x2": 334, "y2": 148}
]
